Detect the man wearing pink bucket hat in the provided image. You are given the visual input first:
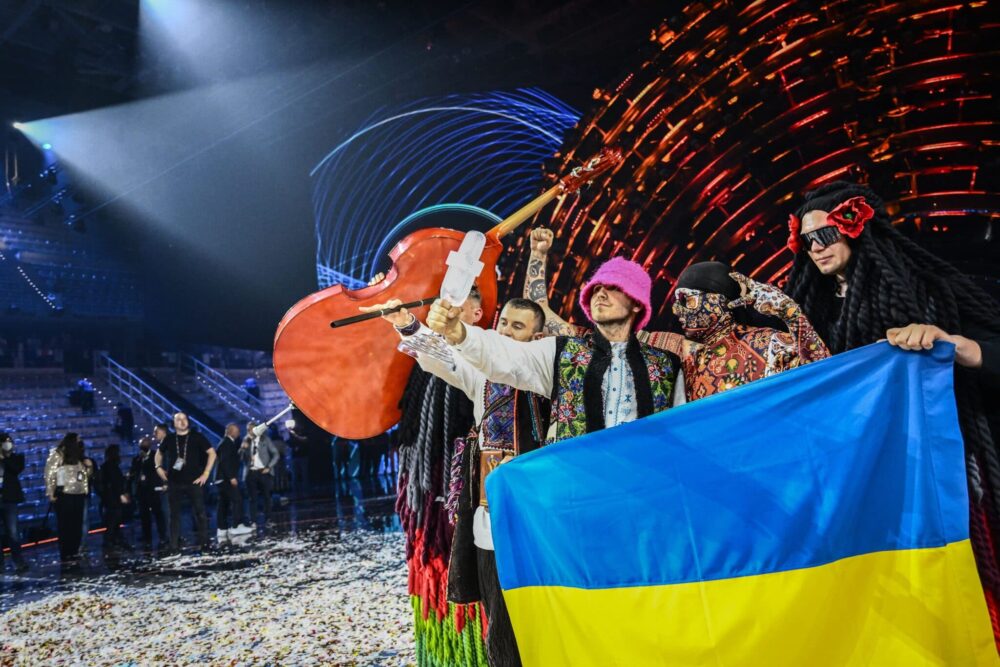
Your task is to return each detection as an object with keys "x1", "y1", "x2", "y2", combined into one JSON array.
[{"x1": 428, "y1": 256, "x2": 683, "y2": 443}]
